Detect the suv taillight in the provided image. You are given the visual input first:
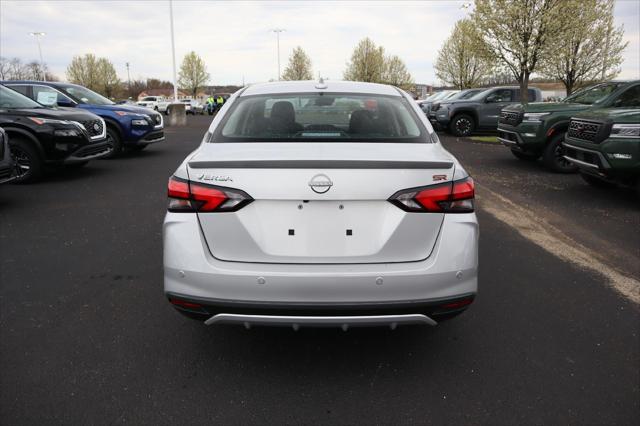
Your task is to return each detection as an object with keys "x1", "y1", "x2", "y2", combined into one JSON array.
[
  {"x1": 388, "y1": 177, "x2": 475, "y2": 213},
  {"x1": 167, "y1": 176, "x2": 253, "y2": 212}
]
